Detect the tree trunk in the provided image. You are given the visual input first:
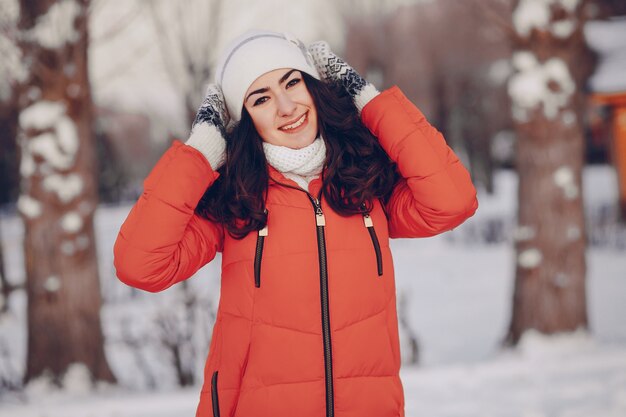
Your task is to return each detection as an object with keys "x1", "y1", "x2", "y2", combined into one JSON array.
[
  {"x1": 505, "y1": 0, "x2": 594, "y2": 344},
  {"x1": 17, "y1": 0, "x2": 115, "y2": 384}
]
